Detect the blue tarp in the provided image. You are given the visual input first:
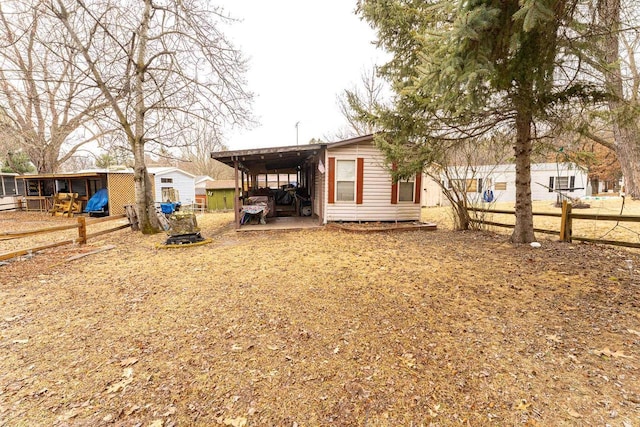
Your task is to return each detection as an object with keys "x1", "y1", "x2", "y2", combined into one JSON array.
[{"x1": 85, "y1": 188, "x2": 108, "y2": 212}]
